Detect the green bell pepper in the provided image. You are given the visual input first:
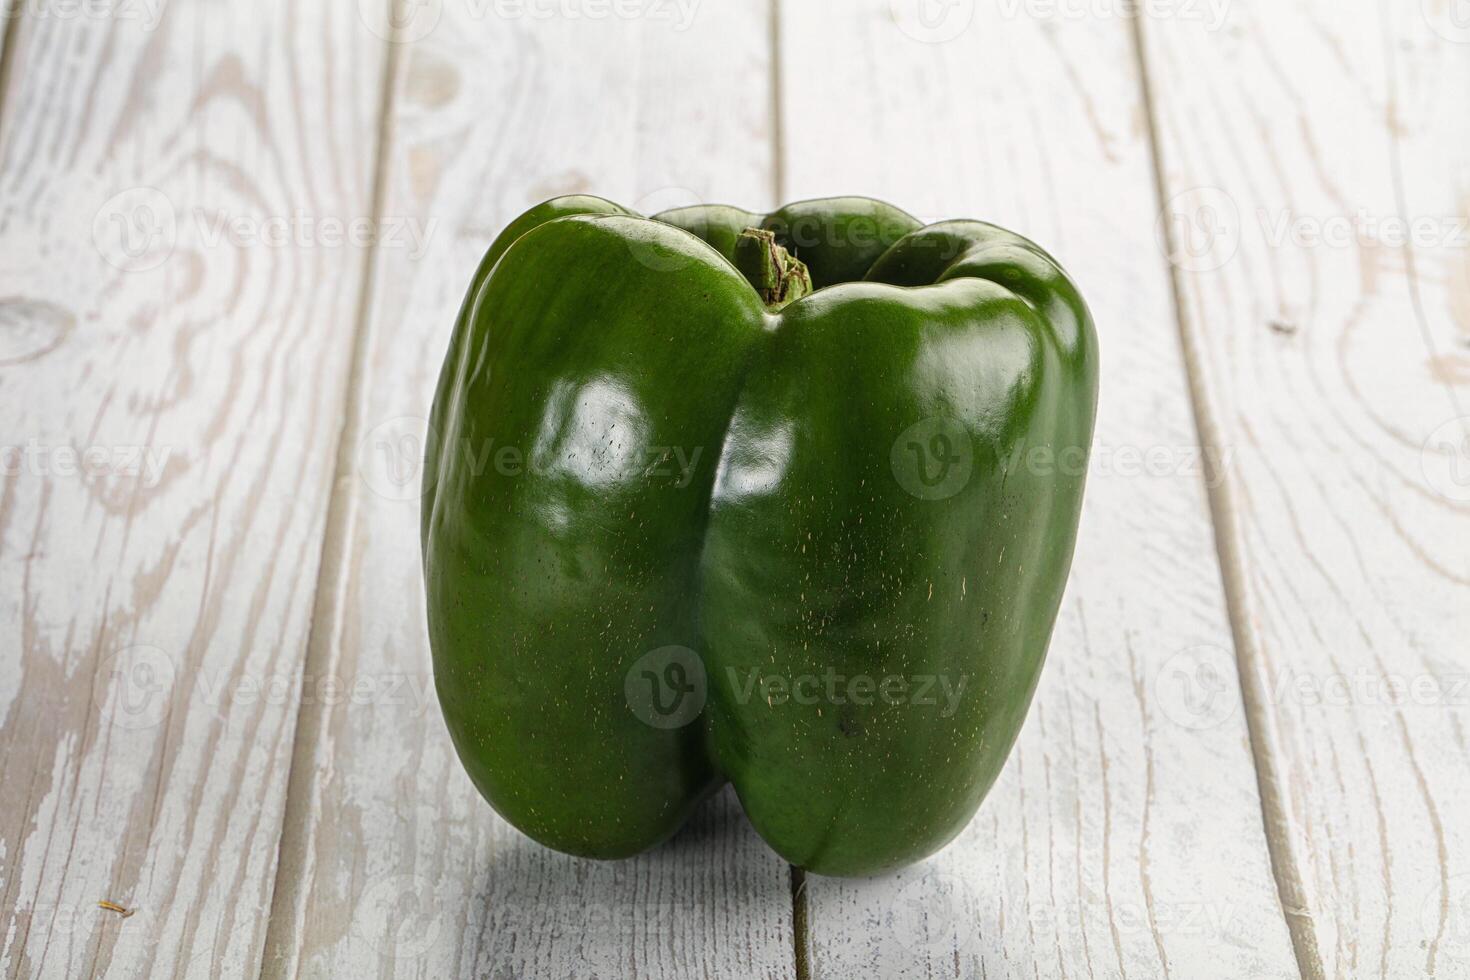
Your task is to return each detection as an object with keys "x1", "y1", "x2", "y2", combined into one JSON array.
[{"x1": 422, "y1": 195, "x2": 1097, "y2": 876}]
